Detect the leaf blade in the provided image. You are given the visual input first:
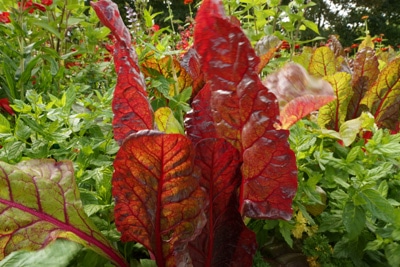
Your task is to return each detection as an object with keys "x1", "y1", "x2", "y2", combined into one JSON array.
[
  {"x1": 189, "y1": 138, "x2": 257, "y2": 267},
  {"x1": 0, "y1": 159, "x2": 126, "y2": 266},
  {"x1": 194, "y1": 0, "x2": 297, "y2": 219},
  {"x1": 112, "y1": 131, "x2": 207, "y2": 266},
  {"x1": 91, "y1": 0, "x2": 153, "y2": 143}
]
